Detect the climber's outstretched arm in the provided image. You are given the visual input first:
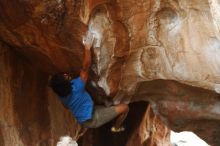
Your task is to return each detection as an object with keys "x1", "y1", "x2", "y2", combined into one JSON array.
[{"x1": 80, "y1": 32, "x2": 94, "y2": 83}]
